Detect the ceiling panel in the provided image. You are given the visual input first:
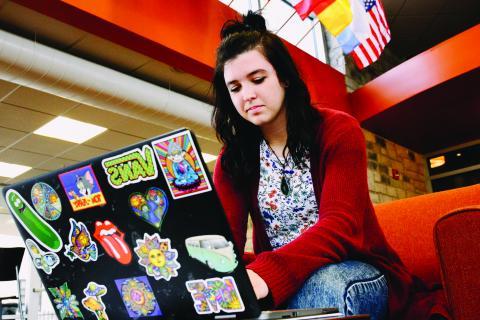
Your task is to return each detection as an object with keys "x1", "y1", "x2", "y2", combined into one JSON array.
[
  {"x1": 0, "y1": 1, "x2": 86, "y2": 49},
  {"x1": 0, "y1": 148, "x2": 51, "y2": 166},
  {"x1": 12, "y1": 134, "x2": 75, "y2": 156},
  {"x1": 400, "y1": 0, "x2": 448, "y2": 16},
  {"x1": 68, "y1": 34, "x2": 152, "y2": 73},
  {"x1": 4, "y1": 86, "x2": 79, "y2": 115},
  {"x1": 61, "y1": 144, "x2": 109, "y2": 162},
  {"x1": 0, "y1": 127, "x2": 27, "y2": 147},
  {"x1": 36, "y1": 157, "x2": 78, "y2": 172},
  {"x1": 85, "y1": 130, "x2": 143, "y2": 150},
  {"x1": 0, "y1": 102, "x2": 55, "y2": 132},
  {"x1": 8, "y1": 168, "x2": 50, "y2": 185},
  {"x1": 0, "y1": 79, "x2": 18, "y2": 99},
  {"x1": 390, "y1": 15, "x2": 433, "y2": 39}
]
